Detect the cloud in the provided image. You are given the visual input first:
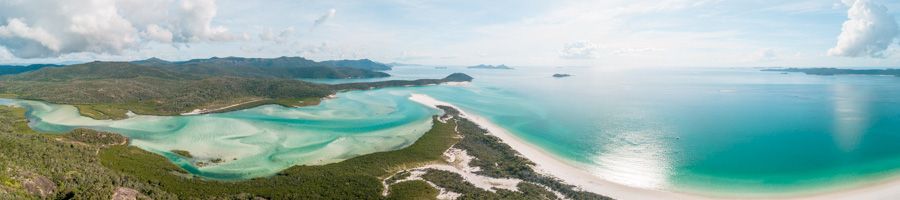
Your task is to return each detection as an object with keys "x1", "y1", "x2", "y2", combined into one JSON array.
[
  {"x1": 828, "y1": 0, "x2": 899, "y2": 58},
  {"x1": 259, "y1": 27, "x2": 295, "y2": 43},
  {"x1": 142, "y1": 24, "x2": 174, "y2": 43},
  {"x1": 559, "y1": 41, "x2": 662, "y2": 59},
  {"x1": 175, "y1": 0, "x2": 238, "y2": 42},
  {"x1": 559, "y1": 41, "x2": 601, "y2": 59},
  {"x1": 310, "y1": 9, "x2": 336, "y2": 31},
  {"x1": 611, "y1": 47, "x2": 664, "y2": 55},
  {"x1": 0, "y1": 18, "x2": 63, "y2": 57},
  {"x1": 755, "y1": 48, "x2": 778, "y2": 61},
  {"x1": 395, "y1": 51, "x2": 432, "y2": 61},
  {"x1": 0, "y1": 0, "x2": 236, "y2": 58}
]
